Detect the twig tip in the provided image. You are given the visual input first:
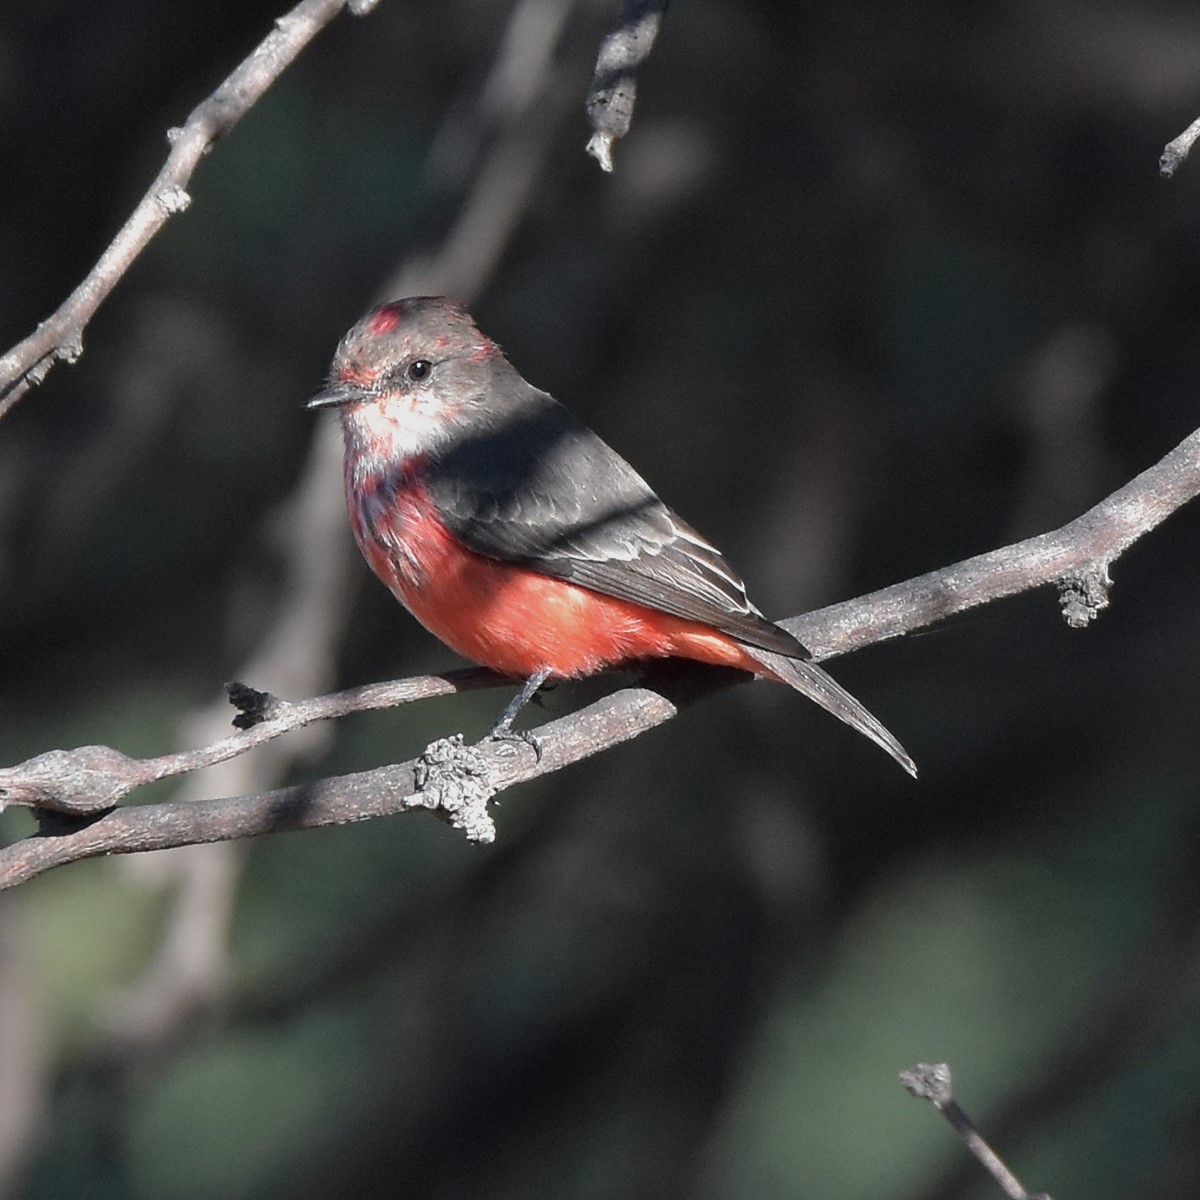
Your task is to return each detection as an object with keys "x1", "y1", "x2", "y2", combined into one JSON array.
[
  {"x1": 900, "y1": 1061, "x2": 953, "y2": 1106},
  {"x1": 585, "y1": 131, "x2": 616, "y2": 172}
]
